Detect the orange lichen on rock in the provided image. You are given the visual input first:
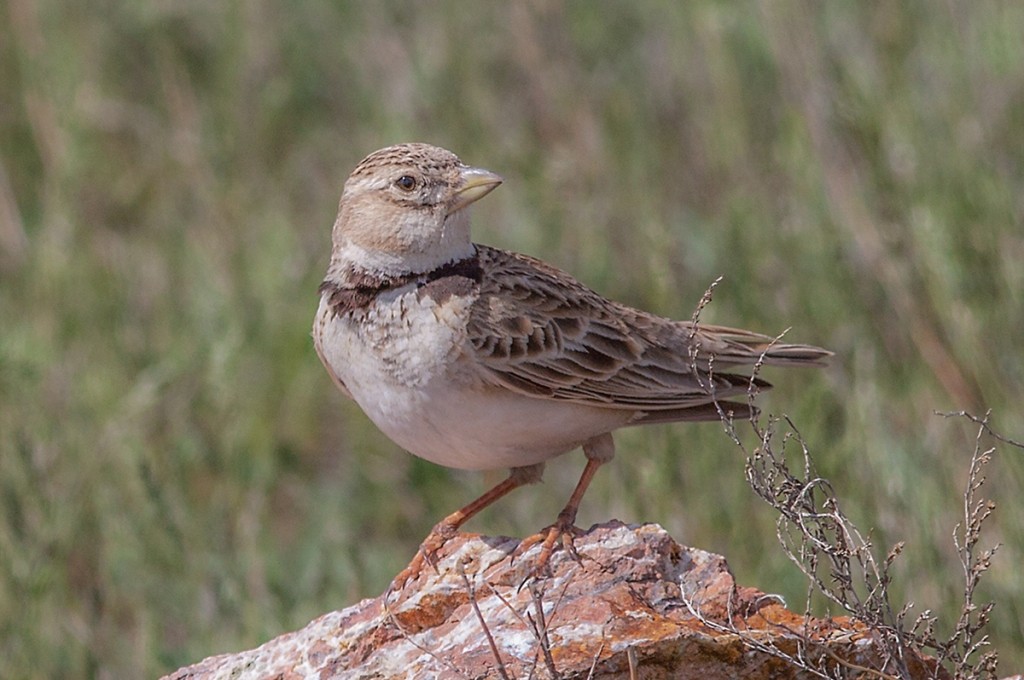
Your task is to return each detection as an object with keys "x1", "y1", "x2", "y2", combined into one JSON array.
[{"x1": 165, "y1": 522, "x2": 949, "y2": 679}]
